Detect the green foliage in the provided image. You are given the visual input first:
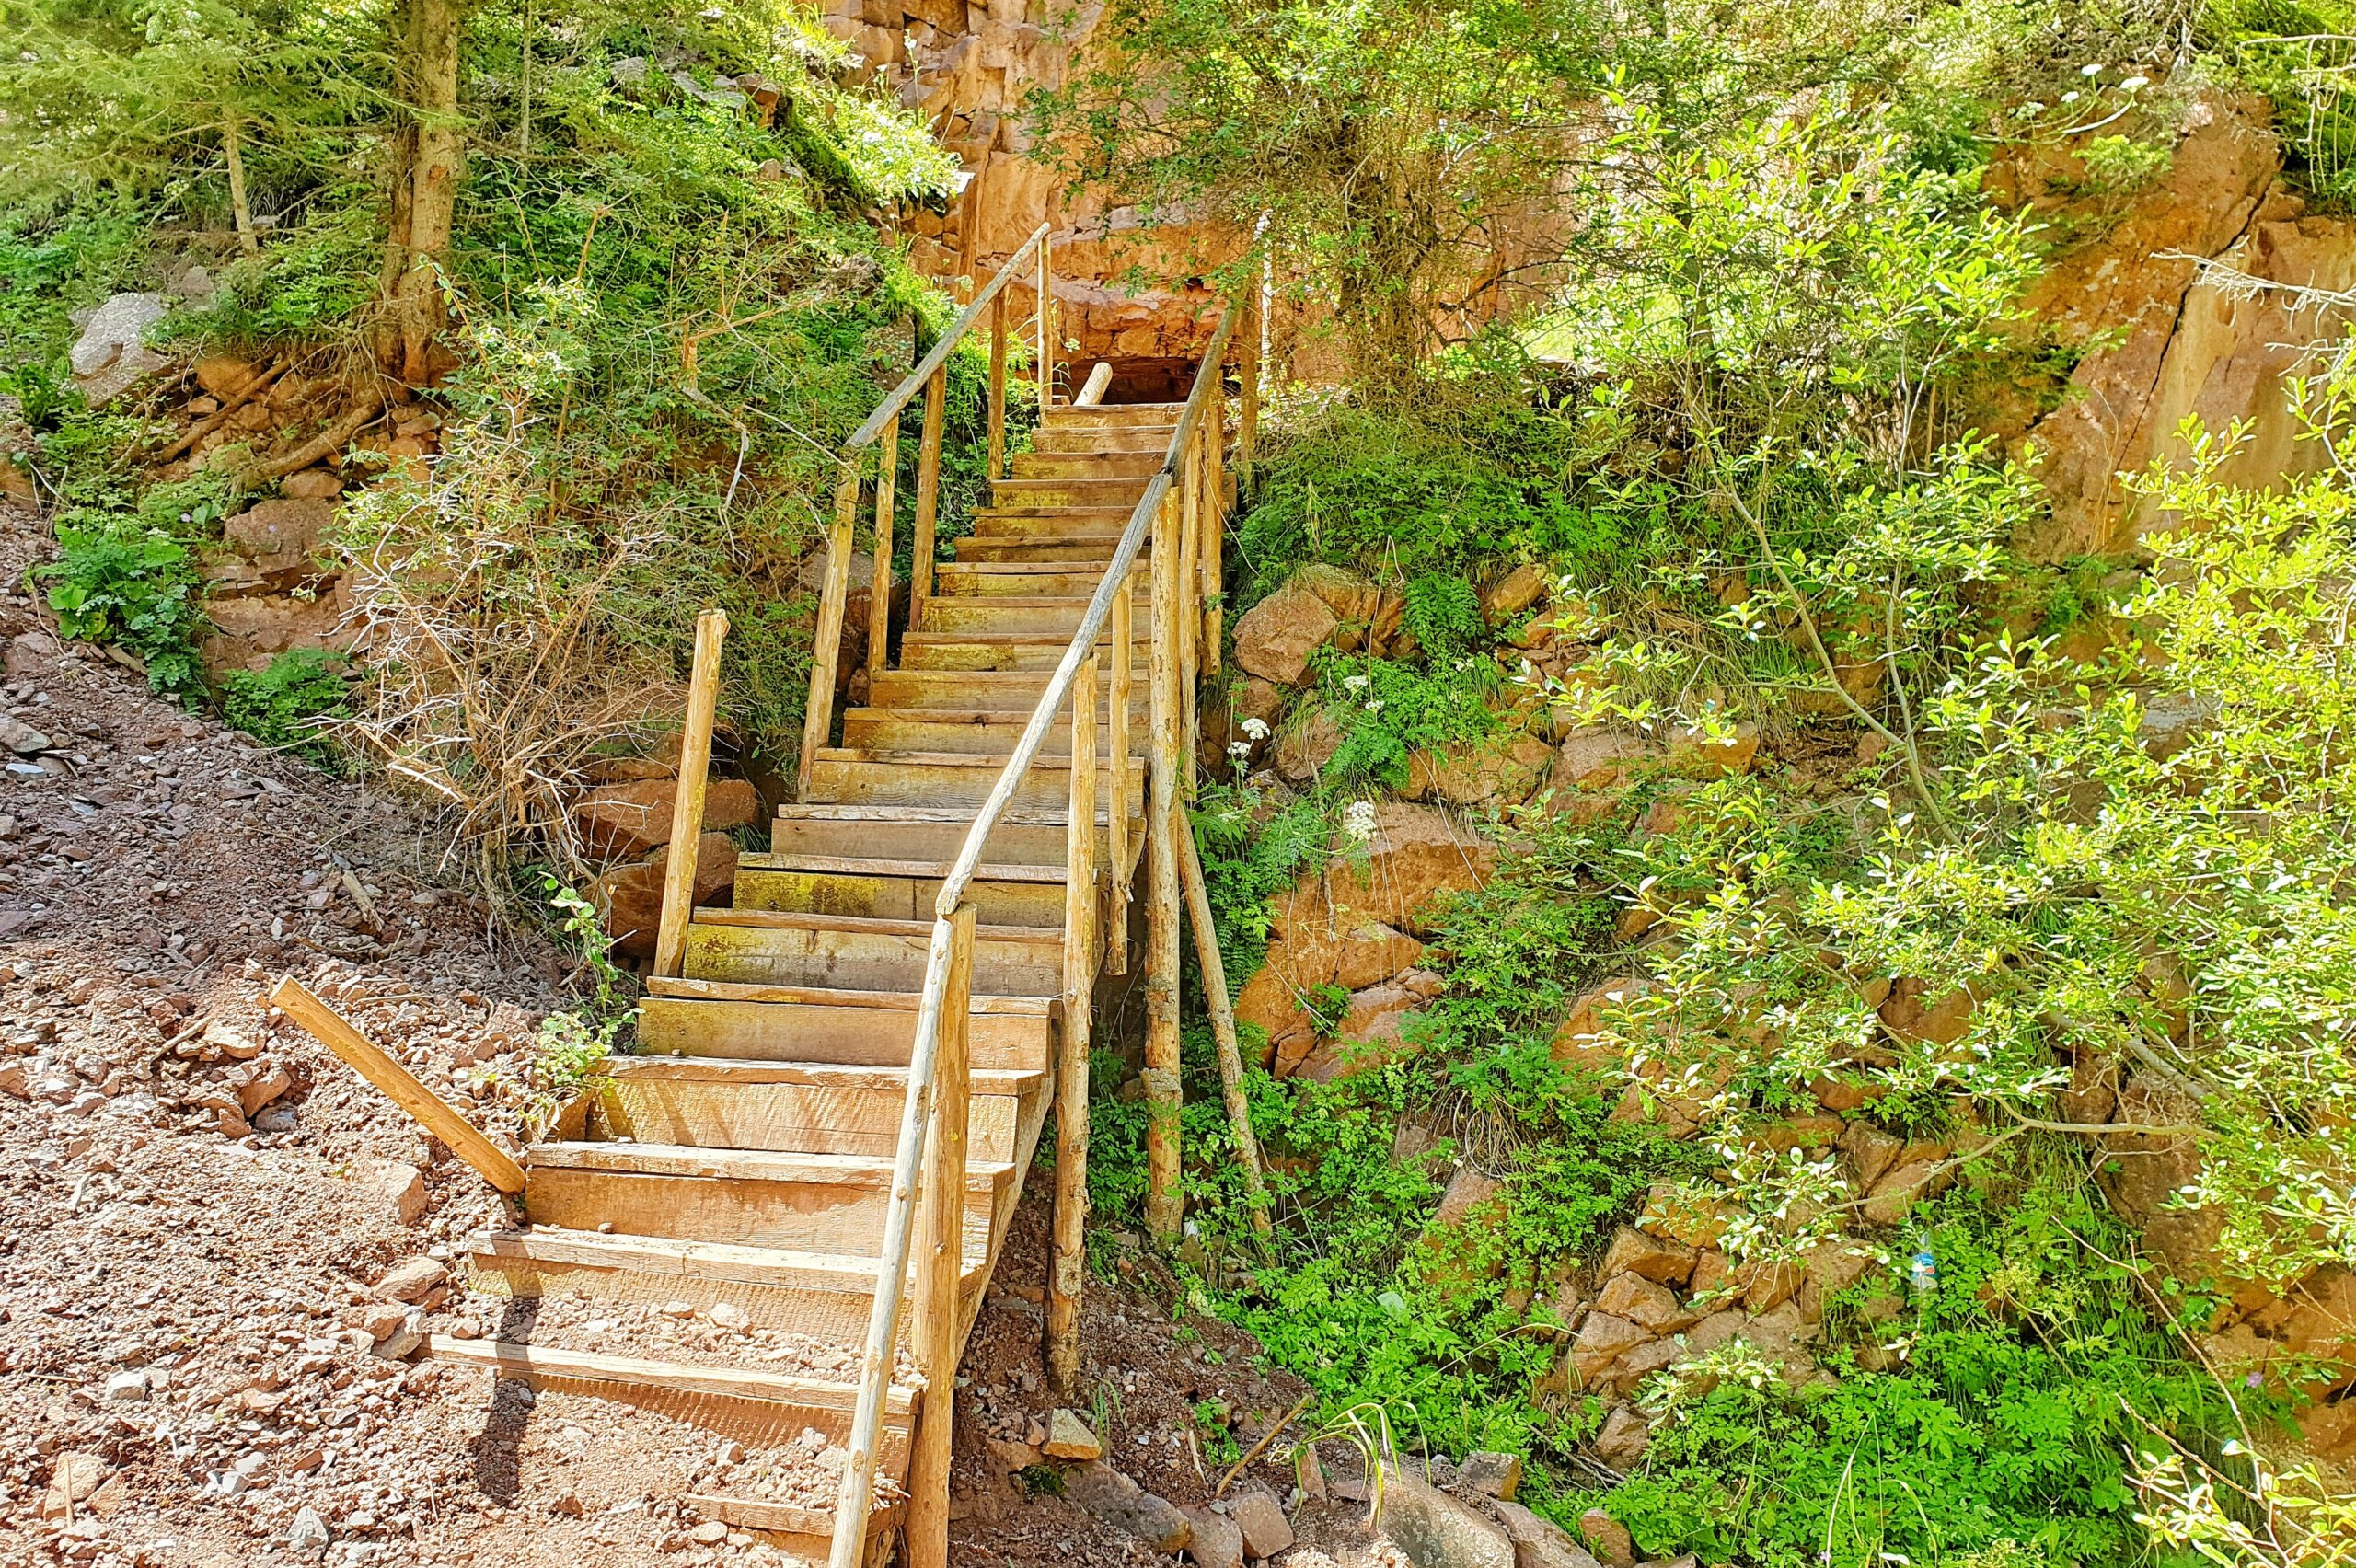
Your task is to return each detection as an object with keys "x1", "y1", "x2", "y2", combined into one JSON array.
[
  {"x1": 32, "y1": 520, "x2": 204, "y2": 697},
  {"x1": 217, "y1": 648, "x2": 350, "y2": 756},
  {"x1": 2078, "y1": 132, "x2": 2174, "y2": 193},
  {"x1": 528, "y1": 874, "x2": 638, "y2": 1122},
  {"x1": 1605, "y1": 1185, "x2": 2253, "y2": 1568}
]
